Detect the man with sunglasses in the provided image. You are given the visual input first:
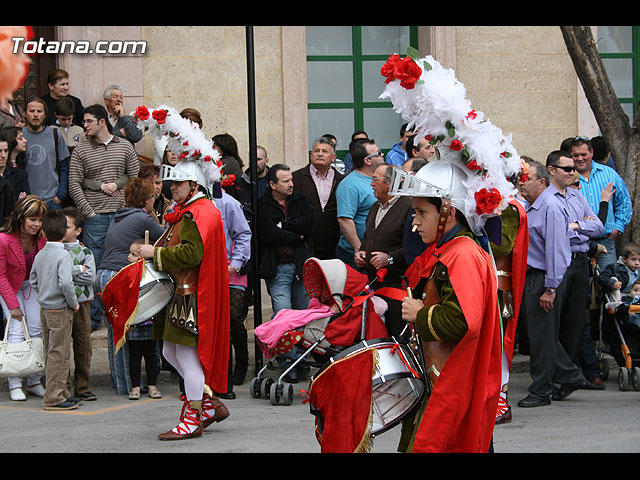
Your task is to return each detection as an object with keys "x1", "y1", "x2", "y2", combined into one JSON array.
[
  {"x1": 571, "y1": 136, "x2": 632, "y2": 269},
  {"x1": 547, "y1": 151, "x2": 604, "y2": 387},
  {"x1": 335, "y1": 139, "x2": 384, "y2": 269},
  {"x1": 517, "y1": 159, "x2": 589, "y2": 408}
]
